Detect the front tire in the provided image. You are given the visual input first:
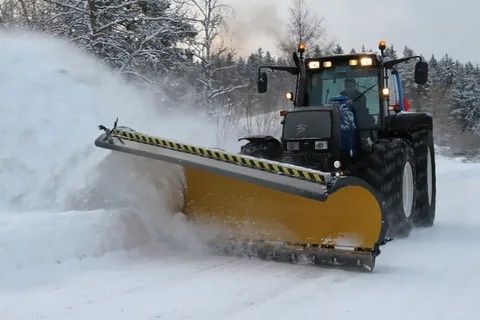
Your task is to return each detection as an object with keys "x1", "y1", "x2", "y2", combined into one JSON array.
[{"x1": 368, "y1": 139, "x2": 415, "y2": 238}]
